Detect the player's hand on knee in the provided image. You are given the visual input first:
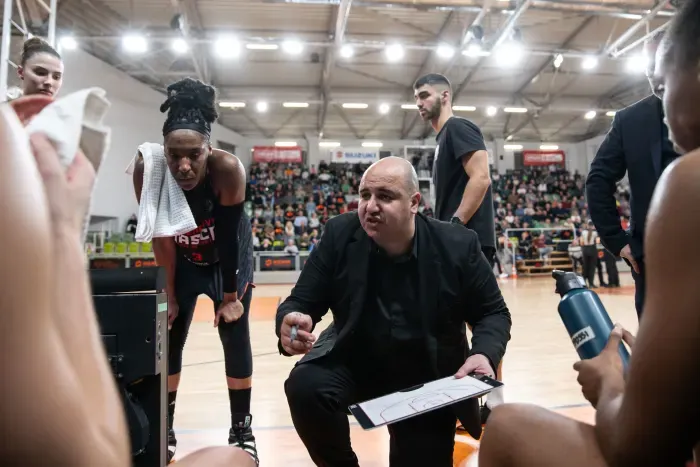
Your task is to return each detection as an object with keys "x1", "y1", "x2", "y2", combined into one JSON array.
[
  {"x1": 29, "y1": 133, "x2": 95, "y2": 235},
  {"x1": 215, "y1": 299, "x2": 244, "y2": 327},
  {"x1": 280, "y1": 312, "x2": 315, "y2": 355}
]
